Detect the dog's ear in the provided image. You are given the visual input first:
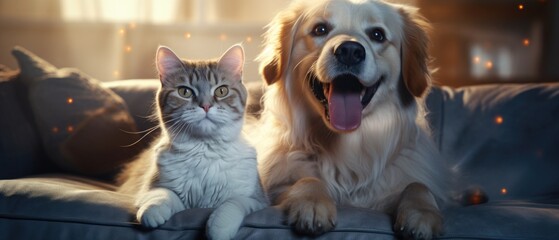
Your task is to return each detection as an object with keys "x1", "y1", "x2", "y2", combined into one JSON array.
[
  {"x1": 398, "y1": 8, "x2": 431, "y2": 97},
  {"x1": 257, "y1": 9, "x2": 300, "y2": 85}
]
